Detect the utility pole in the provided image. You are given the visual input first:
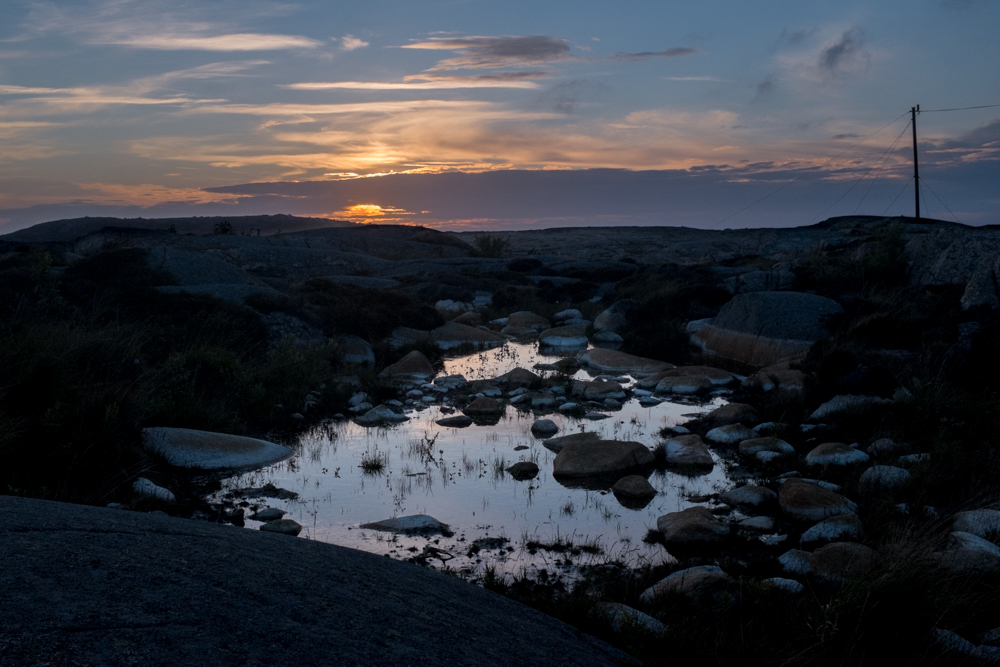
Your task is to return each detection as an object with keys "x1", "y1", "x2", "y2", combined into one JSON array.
[{"x1": 911, "y1": 105, "x2": 920, "y2": 220}]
